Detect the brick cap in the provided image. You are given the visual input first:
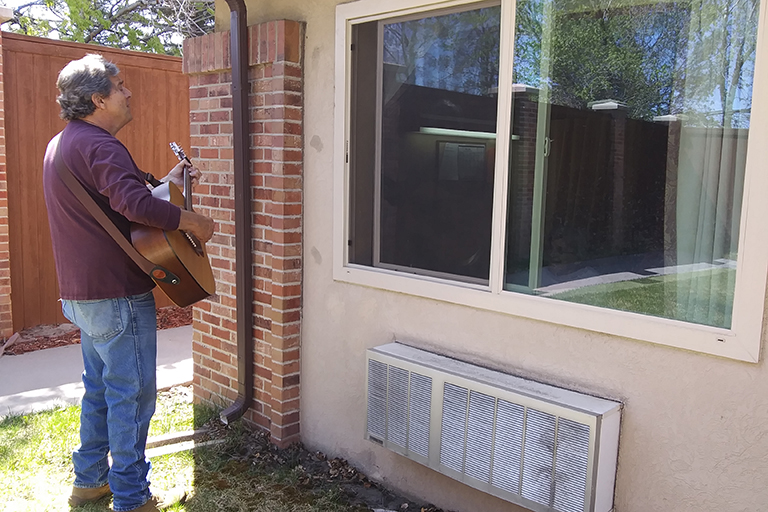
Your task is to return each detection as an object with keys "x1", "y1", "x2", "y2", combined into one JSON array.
[
  {"x1": 184, "y1": 19, "x2": 304, "y2": 74},
  {"x1": 0, "y1": 6, "x2": 13, "y2": 22}
]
